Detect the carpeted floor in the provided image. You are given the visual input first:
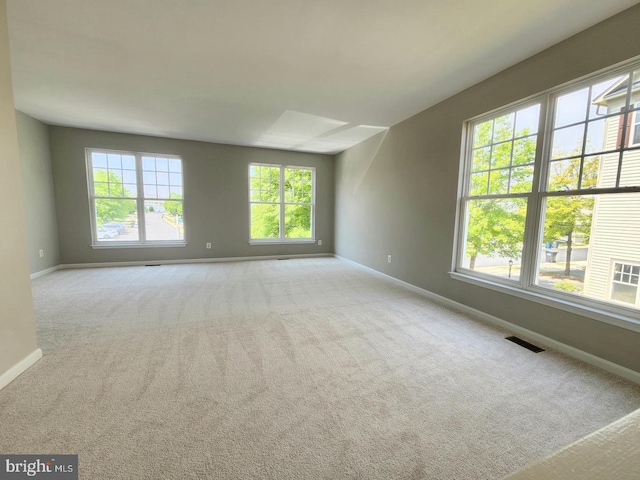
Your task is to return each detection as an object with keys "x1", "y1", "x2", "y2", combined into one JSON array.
[{"x1": 1, "y1": 257, "x2": 639, "y2": 479}]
